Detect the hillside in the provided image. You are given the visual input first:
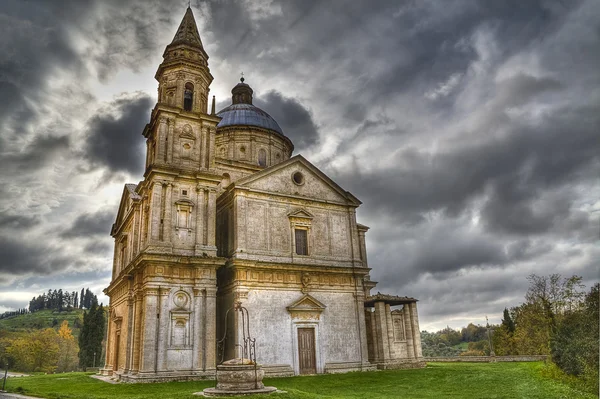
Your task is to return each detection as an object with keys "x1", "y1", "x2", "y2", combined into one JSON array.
[{"x1": 0, "y1": 309, "x2": 85, "y2": 337}]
